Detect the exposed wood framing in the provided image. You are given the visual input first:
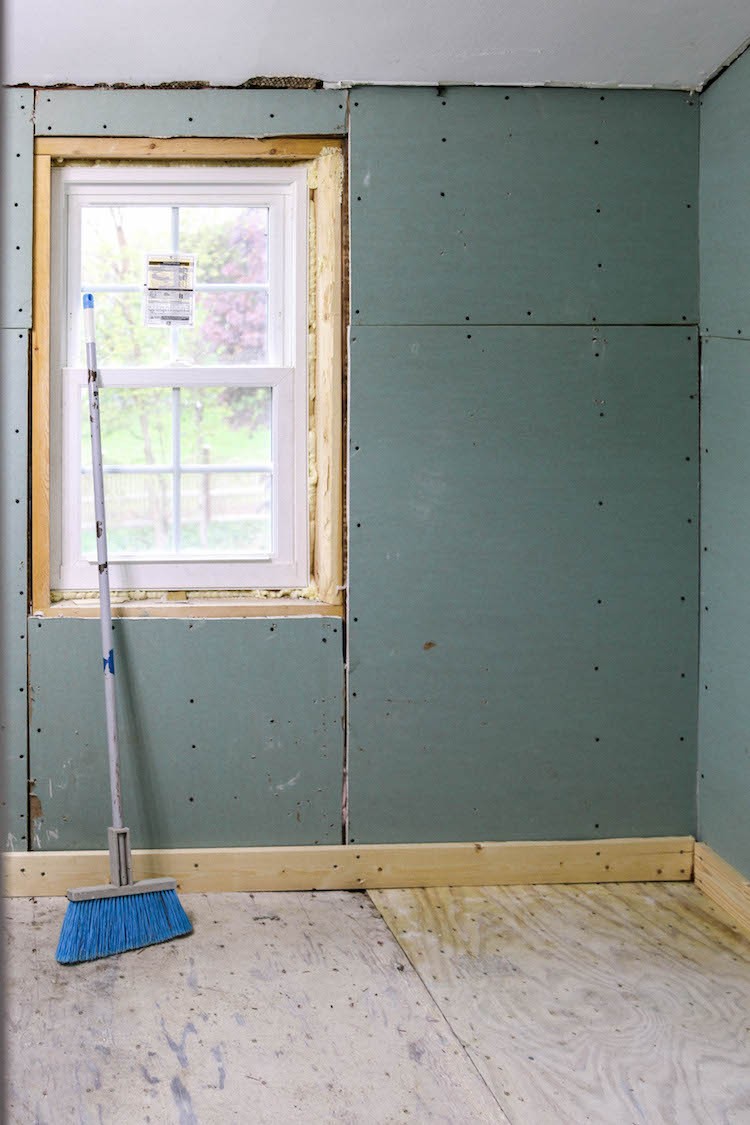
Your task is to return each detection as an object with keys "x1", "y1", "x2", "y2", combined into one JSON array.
[
  {"x1": 31, "y1": 153, "x2": 52, "y2": 614},
  {"x1": 3, "y1": 836, "x2": 694, "y2": 897},
  {"x1": 30, "y1": 137, "x2": 344, "y2": 617},
  {"x1": 694, "y1": 842, "x2": 750, "y2": 939},
  {"x1": 311, "y1": 148, "x2": 344, "y2": 605},
  {"x1": 41, "y1": 599, "x2": 343, "y2": 619},
  {"x1": 35, "y1": 137, "x2": 340, "y2": 161}
]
